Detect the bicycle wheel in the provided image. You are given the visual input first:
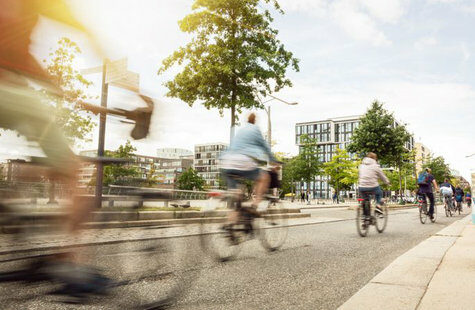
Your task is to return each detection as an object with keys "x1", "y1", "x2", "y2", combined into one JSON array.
[
  {"x1": 257, "y1": 199, "x2": 288, "y2": 252},
  {"x1": 76, "y1": 225, "x2": 199, "y2": 309},
  {"x1": 419, "y1": 204, "x2": 427, "y2": 224},
  {"x1": 430, "y1": 205, "x2": 437, "y2": 223},
  {"x1": 375, "y1": 204, "x2": 388, "y2": 233},
  {"x1": 200, "y1": 197, "x2": 242, "y2": 262},
  {"x1": 356, "y1": 205, "x2": 369, "y2": 237}
]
